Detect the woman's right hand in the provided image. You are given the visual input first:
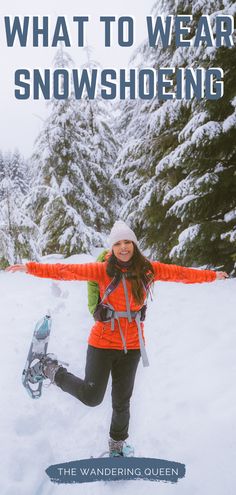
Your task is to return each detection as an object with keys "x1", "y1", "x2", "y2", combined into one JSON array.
[
  {"x1": 215, "y1": 271, "x2": 229, "y2": 280},
  {"x1": 5, "y1": 264, "x2": 28, "y2": 273}
]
